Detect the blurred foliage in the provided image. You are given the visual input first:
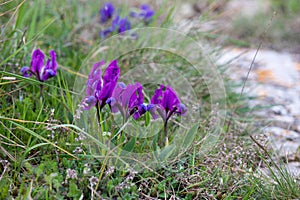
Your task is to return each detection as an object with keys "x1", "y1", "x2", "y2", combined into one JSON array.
[
  {"x1": 271, "y1": 0, "x2": 300, "y2": 15},
  {"x1": 229, "y1": 0, "x2": 300, "y2": 51}
]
